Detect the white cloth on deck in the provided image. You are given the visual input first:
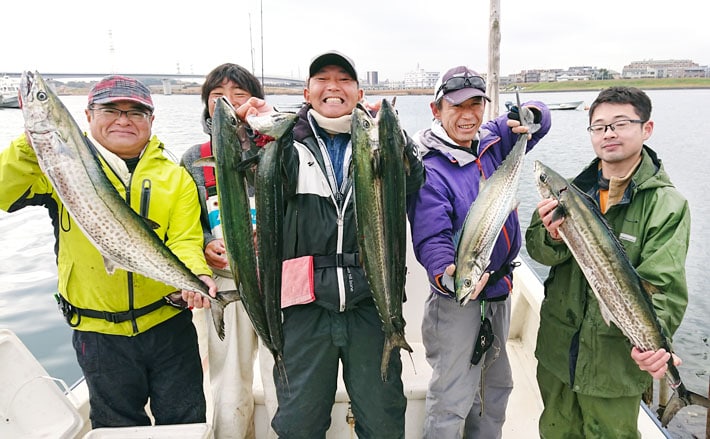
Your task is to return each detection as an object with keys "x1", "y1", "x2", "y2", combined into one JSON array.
[{"x1": 193, "y1": 274, "x2": 259, "y2": 439}]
